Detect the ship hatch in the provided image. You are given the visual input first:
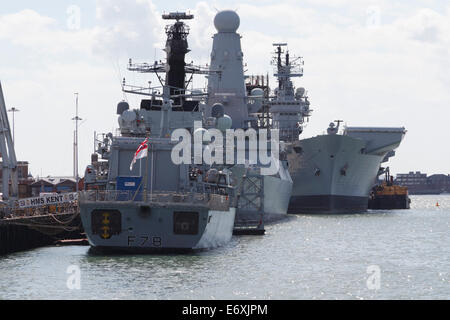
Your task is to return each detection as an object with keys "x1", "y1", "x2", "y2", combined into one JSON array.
[
  {"x1": 173, "y1": 212, "x2": 199, "y2": 235},
  {"x1": 91, "y1": 210, "x2": 122, "y2": 239}
]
